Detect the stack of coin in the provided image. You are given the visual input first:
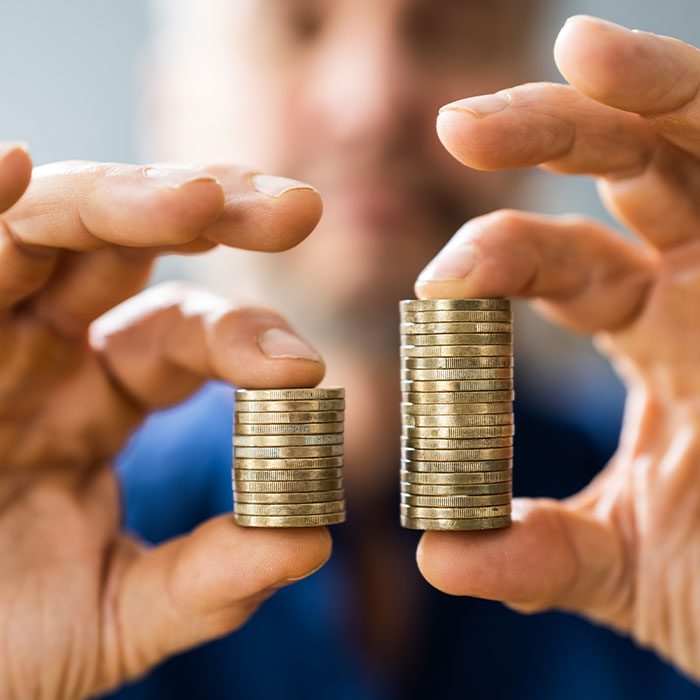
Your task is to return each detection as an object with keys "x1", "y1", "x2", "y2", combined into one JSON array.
[
  {"x1": 400, "y1": 299, "x2": 514, "y2": 531},
  {"x1": 233, "y1": 388, "x2": 346, "y2": 527}
]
